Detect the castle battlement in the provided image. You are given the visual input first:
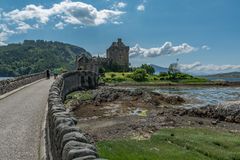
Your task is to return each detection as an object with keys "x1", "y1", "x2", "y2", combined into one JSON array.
[{"x1": 76, "y1": 38, "x2": 129, "y2": 73}]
